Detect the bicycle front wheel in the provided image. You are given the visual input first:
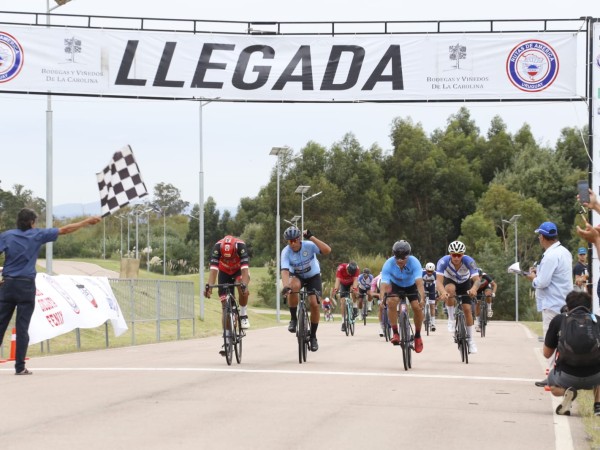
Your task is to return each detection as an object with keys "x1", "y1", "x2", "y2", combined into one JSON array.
[
  {"x1": 424, "y1": 309, "x2": 430, "y2": 336},
  {"x1": 298, "y1": 306, "x2": 307, "y2": 364},
  {"x1": 363, "y1": 301, "x2": 367, "y2": 326},
  {"x1": 457, "y1": 314, "x2": 469, "y2": 364},
  {"x1": 344, "y1": 303, "x2": 350, "y2": 336},
  {"x1": 224, "y1": 310, "x2": 234, "y2": 366}
]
